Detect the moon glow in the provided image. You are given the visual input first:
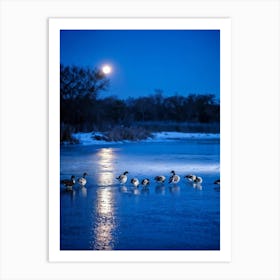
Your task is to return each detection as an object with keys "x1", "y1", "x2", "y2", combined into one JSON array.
[{"x1": 102, "y1": 65, "x2": 112, "y2": 74}]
